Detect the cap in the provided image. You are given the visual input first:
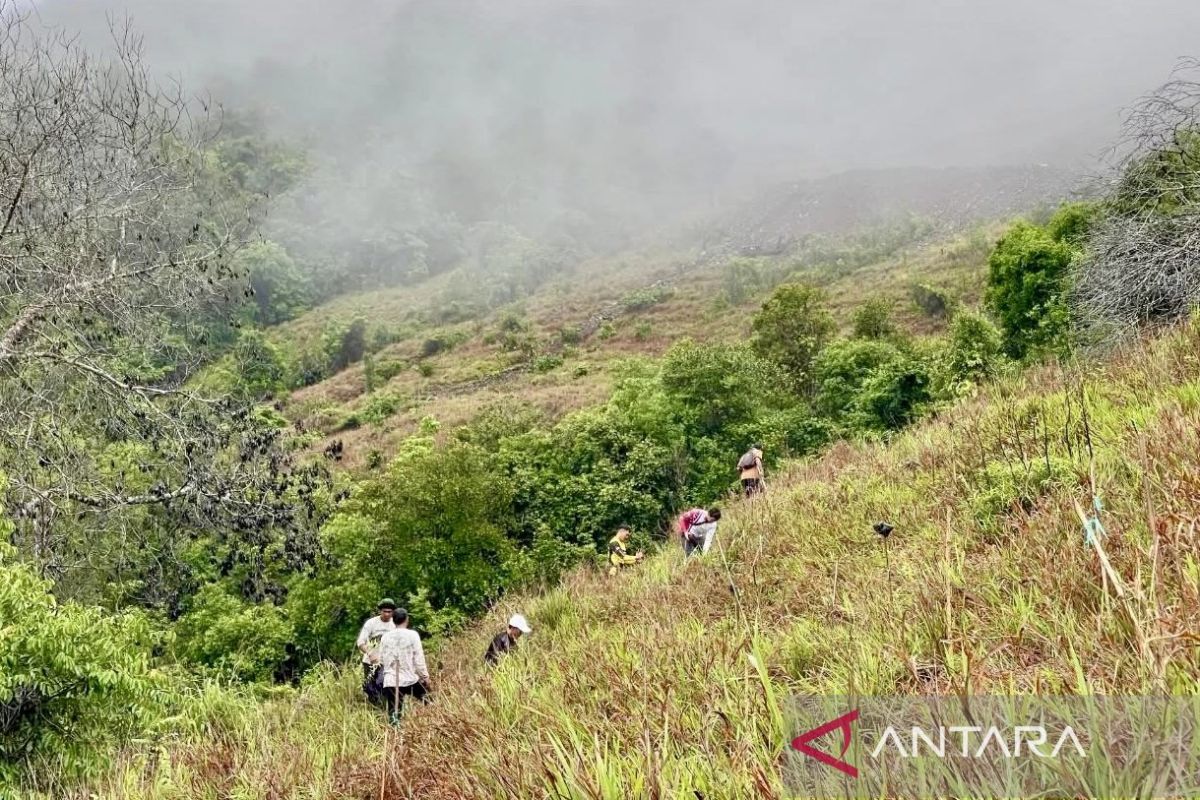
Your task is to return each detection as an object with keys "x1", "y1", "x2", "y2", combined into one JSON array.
[
  {"x1": 377, "y1": 598, "x2": 397, "y2": 610},
  {"x1": 508, "y1": 613, "x2": 532, "y2": 634}
]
